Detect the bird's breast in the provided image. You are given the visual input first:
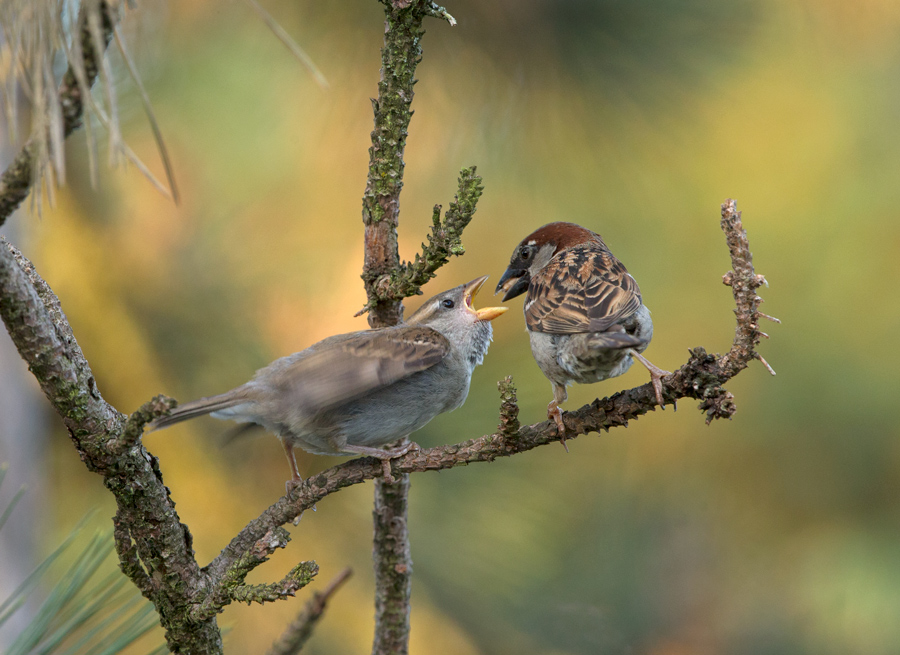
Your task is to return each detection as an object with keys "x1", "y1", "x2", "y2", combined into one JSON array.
[{"x1": 529, "y1": 331, "x2": 635, "y2": 385}]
